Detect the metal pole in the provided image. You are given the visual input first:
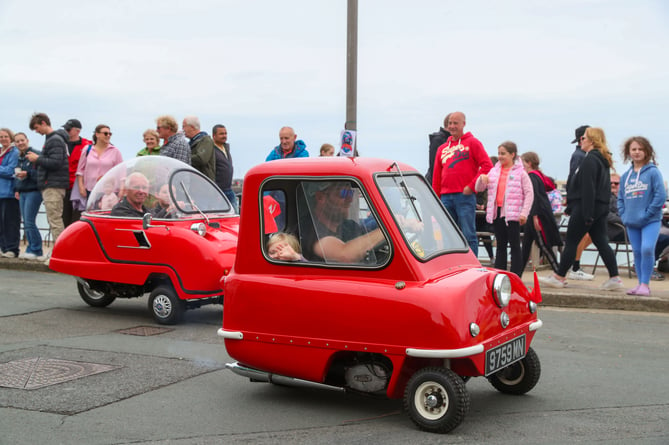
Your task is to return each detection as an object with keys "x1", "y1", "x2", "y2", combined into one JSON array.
[{"x1": 346, "y1": 0, "x2": 358, "y2": 155}]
